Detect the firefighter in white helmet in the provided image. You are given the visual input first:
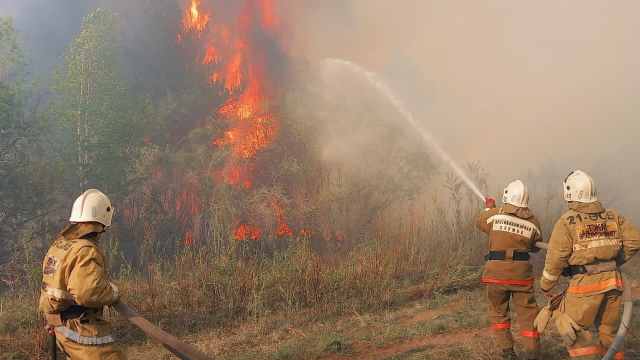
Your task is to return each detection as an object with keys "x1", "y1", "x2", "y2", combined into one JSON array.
[
  {"x1": 39, "y1": 189, "x2": 125, "y2": 359},
  {"x1": 540, "y1": 170, "x2": 640, "y2": 360},
  {"x1": 477, "y1": 180, "x2": 542, "y2": 360}
]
